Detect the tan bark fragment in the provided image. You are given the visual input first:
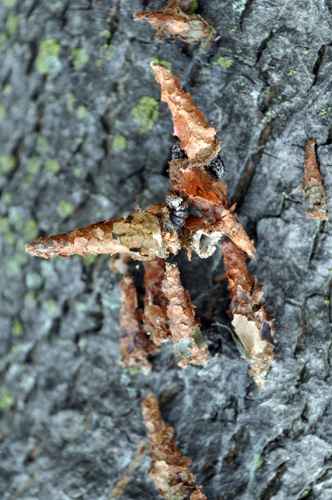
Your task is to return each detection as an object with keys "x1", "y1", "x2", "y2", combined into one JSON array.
[
  {"x1": 161, "y1": 262, "x2": 209, "y2": 367},
  {"x1": 150, "y1": 61, "x2": 220, "y2": 161},
  {"x1": 134, "y1": 1, "x2": 215, "y2": 52},
  {"x1": 222, "y1": 241, "x2": 275, "y2": 387},
  {"x1": 119, "y1": 273, "x2": 159, "y2": 372},
  {"x1": 141, "y1": 393, "x2": 207, "y2": 500},
  {"x1": 302, "y1": 139, "x2": 328, "y2": 220},
  {"x1": 143, "y1": 257, "x2": 170, "y2": 345}
]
